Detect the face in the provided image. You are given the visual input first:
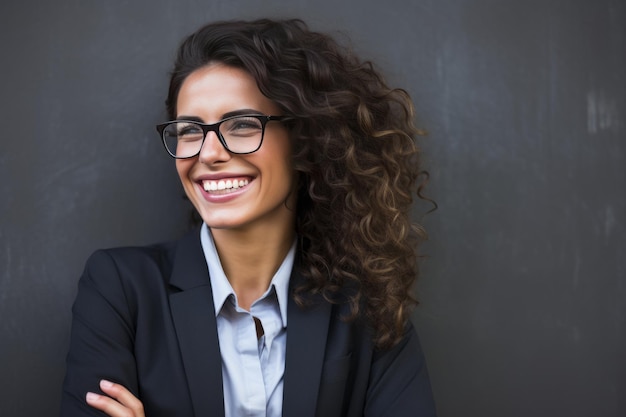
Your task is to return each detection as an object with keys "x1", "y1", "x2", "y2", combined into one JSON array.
[{"x1": 175, "y1": 64, "x2": 296, "y2": 233}]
